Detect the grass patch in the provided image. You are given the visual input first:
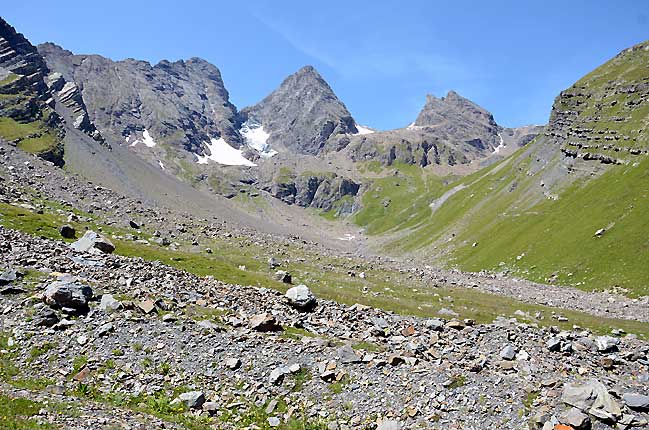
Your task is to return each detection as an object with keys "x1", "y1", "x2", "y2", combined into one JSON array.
[{"x1": 0, "y1": 394, "x2": 54, "y2": 430}]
